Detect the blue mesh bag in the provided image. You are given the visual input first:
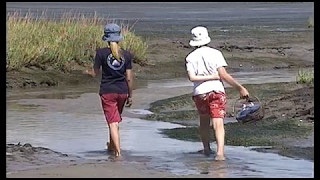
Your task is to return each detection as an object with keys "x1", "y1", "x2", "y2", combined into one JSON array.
[{"x1": 233, "y1": 96, "x2": 264, "y2": 123}]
